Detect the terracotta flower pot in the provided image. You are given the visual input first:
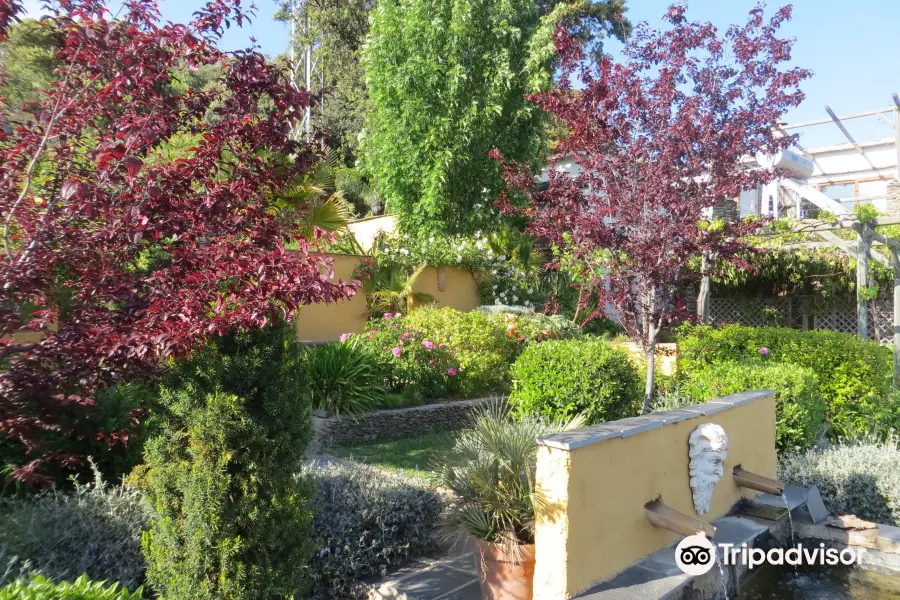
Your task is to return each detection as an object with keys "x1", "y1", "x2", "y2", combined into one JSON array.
[{"x1": 471, "y1": 538, "x2": 536, "y2": 600}]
